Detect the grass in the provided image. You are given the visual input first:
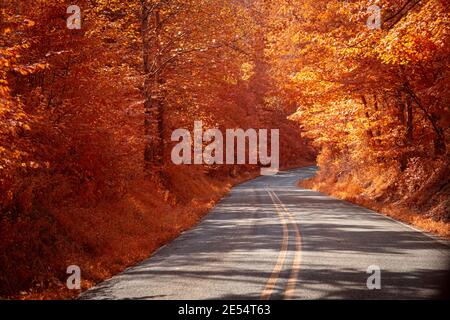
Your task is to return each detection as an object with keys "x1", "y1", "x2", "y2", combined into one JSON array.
[{"x1": 300, "y1": 177, "x2": 450, "y2": 239}]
